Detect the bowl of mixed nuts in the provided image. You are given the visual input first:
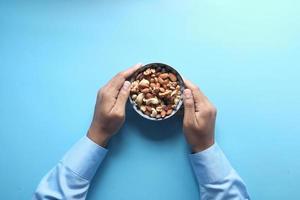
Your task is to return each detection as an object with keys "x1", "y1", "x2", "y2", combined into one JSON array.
[{"x1": 129, "y1": 63, "x2": 184, "y2": 120}]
